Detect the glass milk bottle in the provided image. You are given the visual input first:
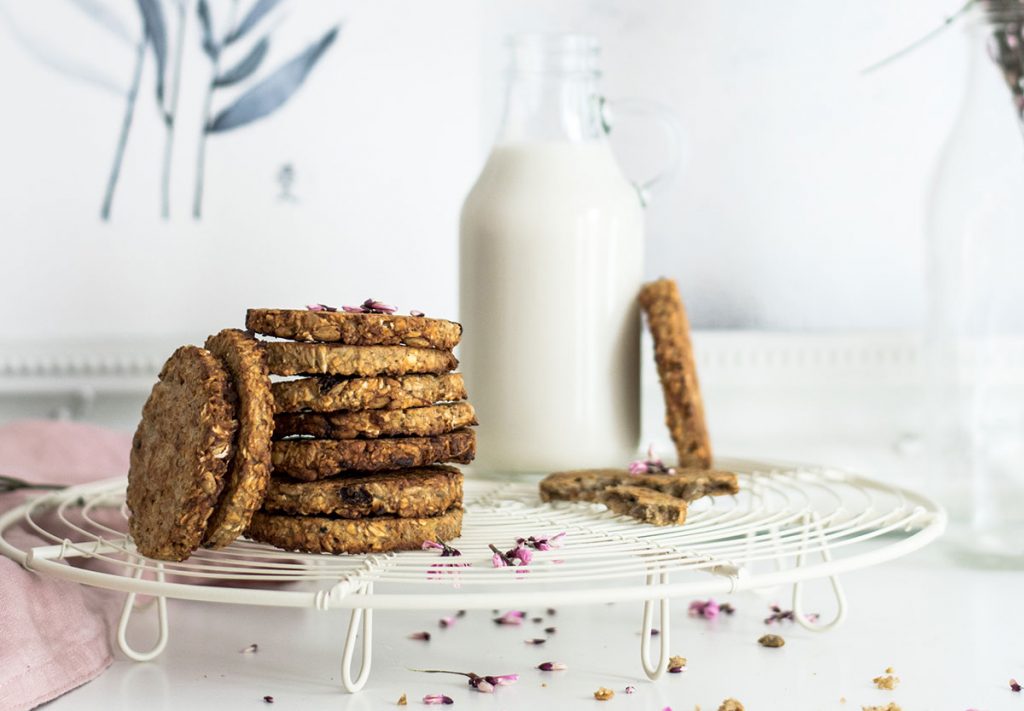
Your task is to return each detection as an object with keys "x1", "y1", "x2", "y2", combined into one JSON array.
[{"x1": 460, "y1": 34, "x2": 675, "y2": 474}]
